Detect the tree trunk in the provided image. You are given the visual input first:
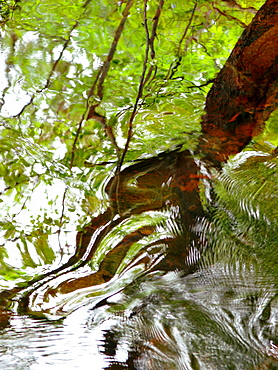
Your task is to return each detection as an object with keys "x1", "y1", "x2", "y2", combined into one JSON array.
[{"x1": 200, "y1": 0, "x2": 278, "y2": 164}]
